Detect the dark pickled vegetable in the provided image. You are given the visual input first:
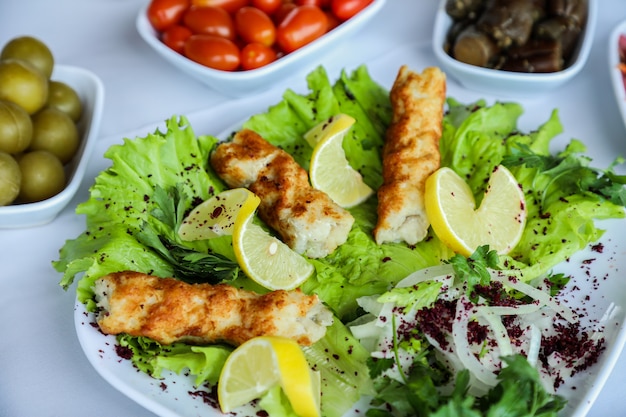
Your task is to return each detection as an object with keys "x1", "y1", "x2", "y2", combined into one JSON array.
[
  {"x1": 444, "y1": 0, "x2": 588, "y2": 73},
  {"x1": 500, "y1": 39, "x2": 563, "y2": 72},
  {"x1": 476, "y1": 0, "x2": 545, "y2": 48},
  {"x1": 453, "y1": 24, "x2": 499, "y2": 67},
  {"x1": 445, "y1": 0, "x2": 484, "y2": 20}
]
